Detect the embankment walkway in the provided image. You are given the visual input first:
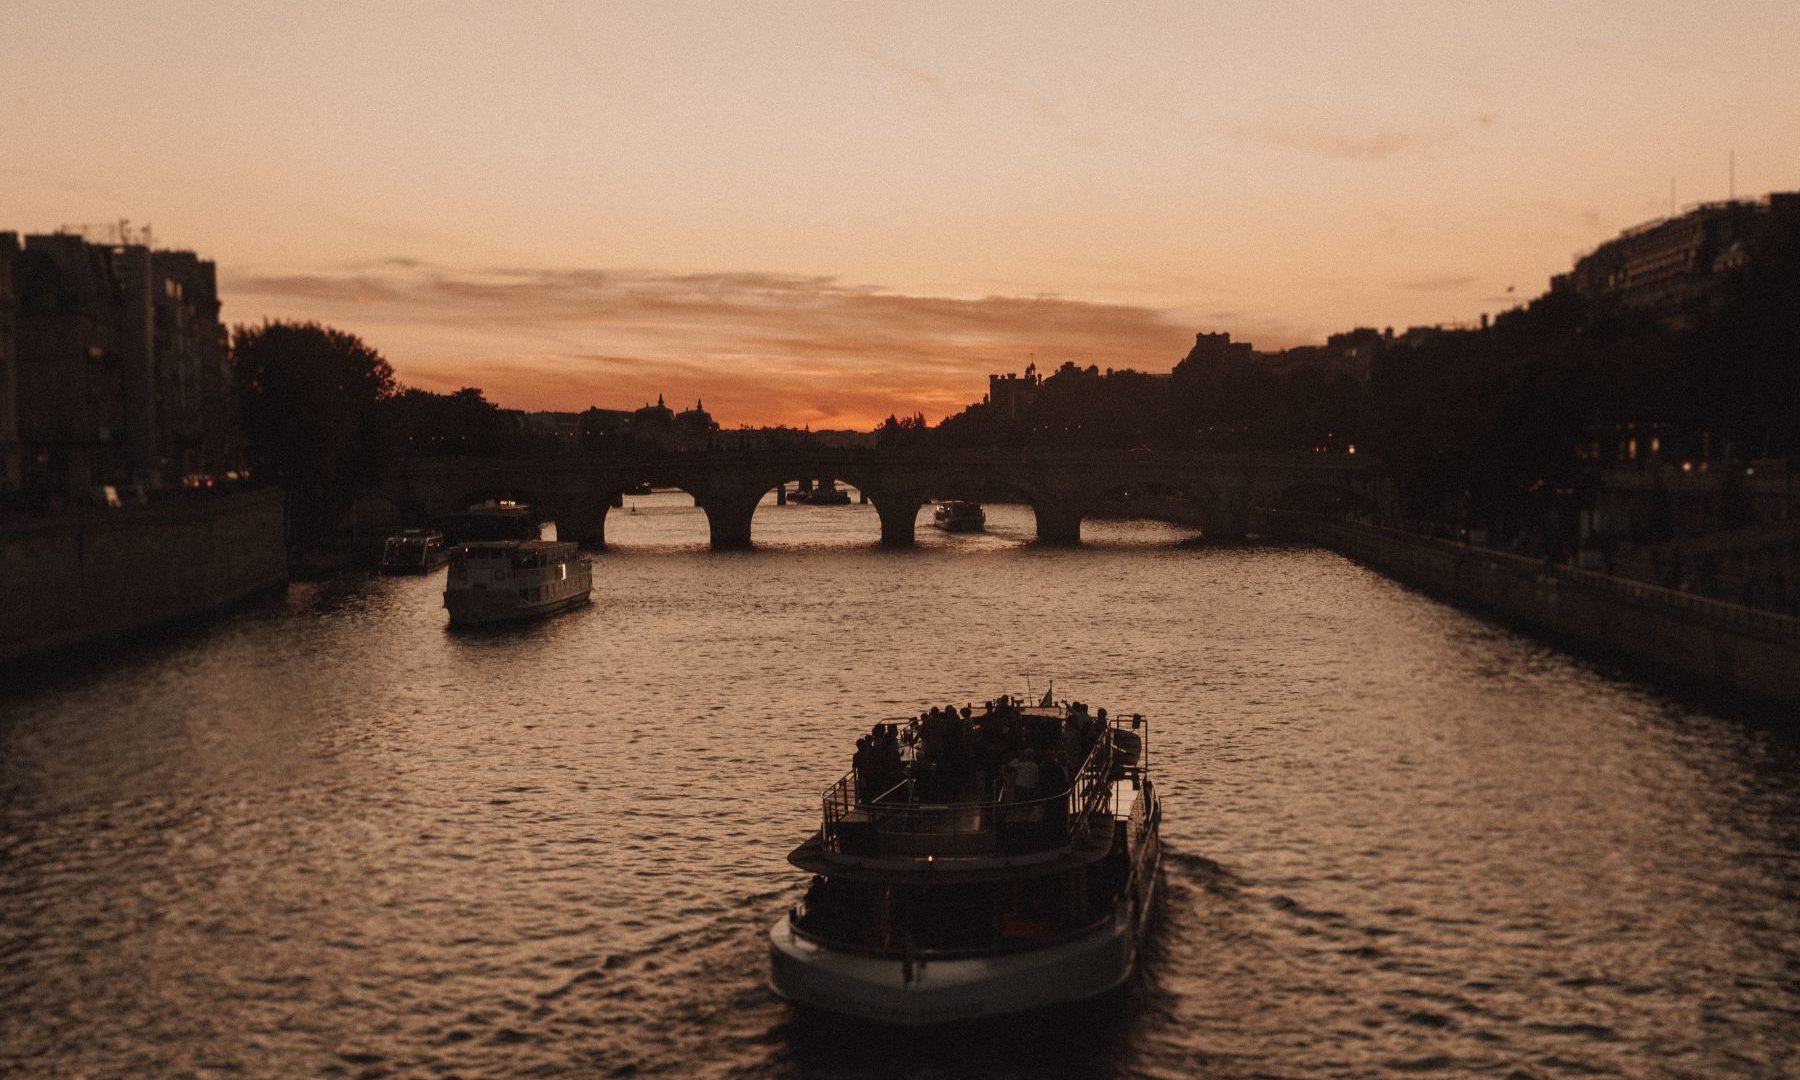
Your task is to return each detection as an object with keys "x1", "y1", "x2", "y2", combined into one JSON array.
[{"x1": 1267, "y1": 510, "x2": 1800, "y2": 707}]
